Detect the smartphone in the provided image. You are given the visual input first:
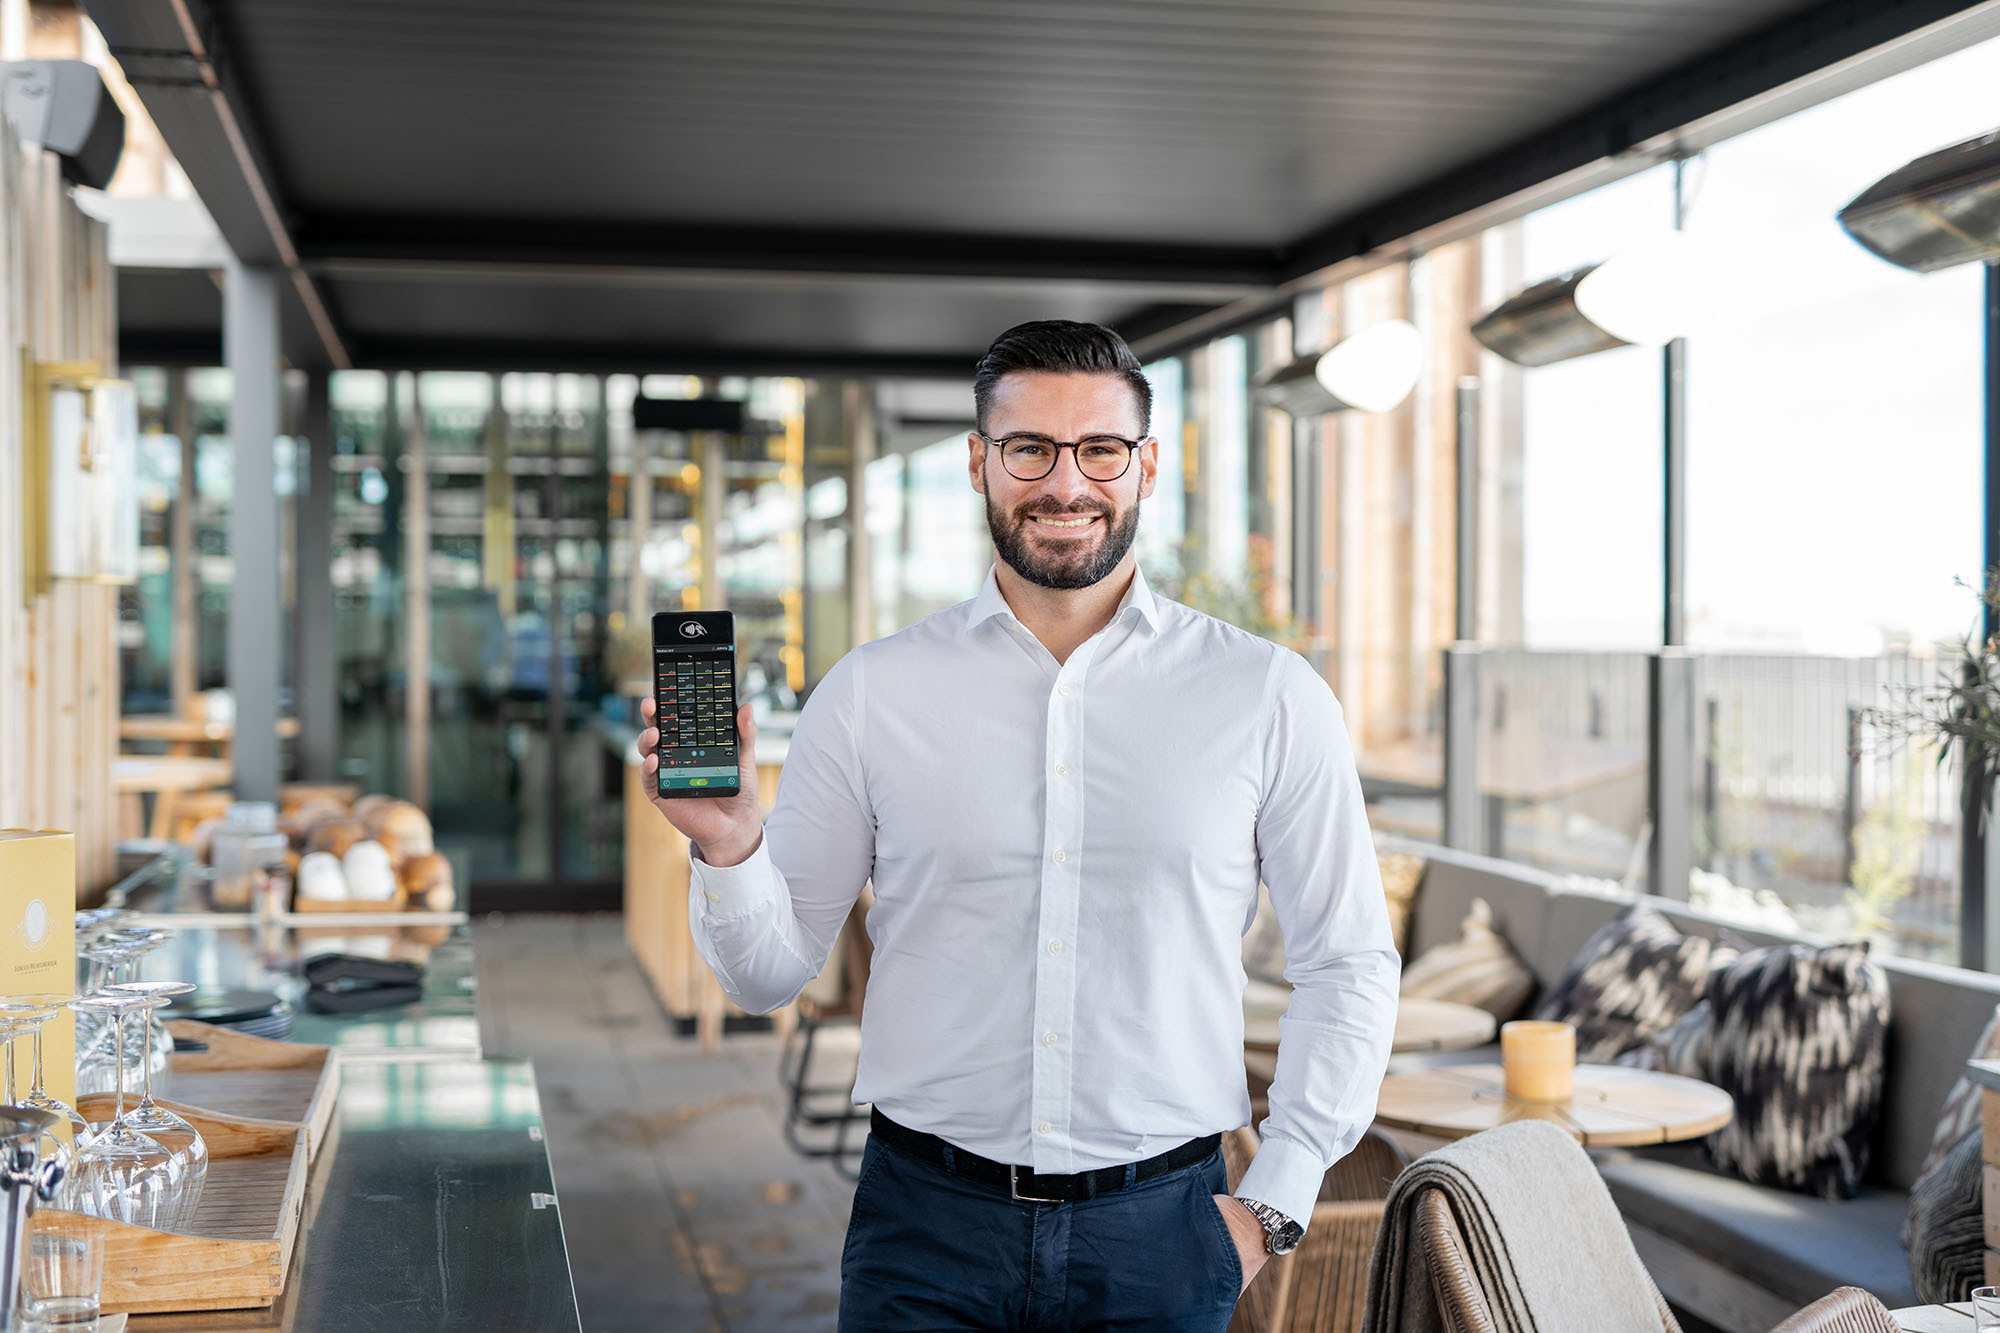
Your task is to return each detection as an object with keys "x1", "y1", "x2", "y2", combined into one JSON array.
[{"x1": 652, "y1": 610, "x2": 741, "y2": 798}]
